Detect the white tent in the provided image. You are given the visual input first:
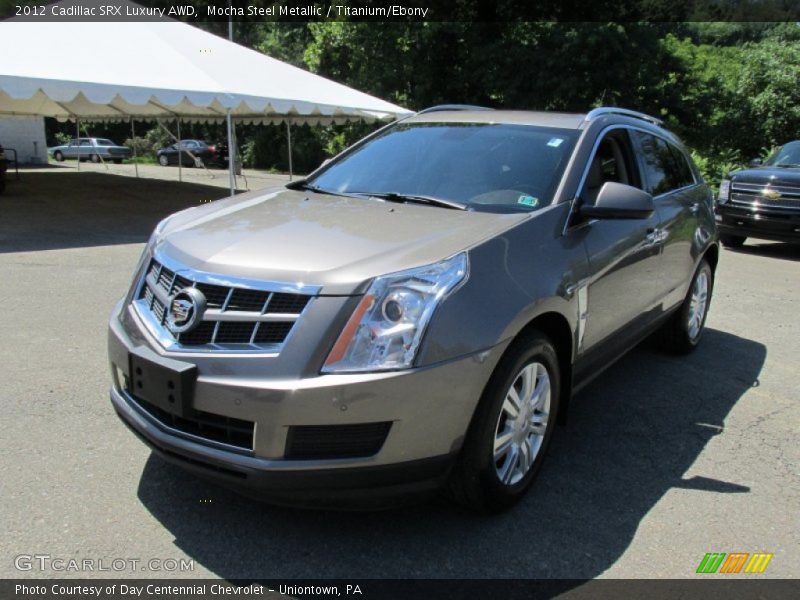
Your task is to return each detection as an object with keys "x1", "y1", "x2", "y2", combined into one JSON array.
[{"x1": 0, "y1": 0, "x2": 412, "y2": 192}]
